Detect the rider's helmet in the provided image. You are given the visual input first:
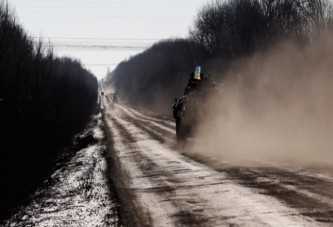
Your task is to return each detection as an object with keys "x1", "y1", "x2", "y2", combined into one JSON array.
[{"x1": 194, "y1": 66, "x2": 201, "y2": 80}]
